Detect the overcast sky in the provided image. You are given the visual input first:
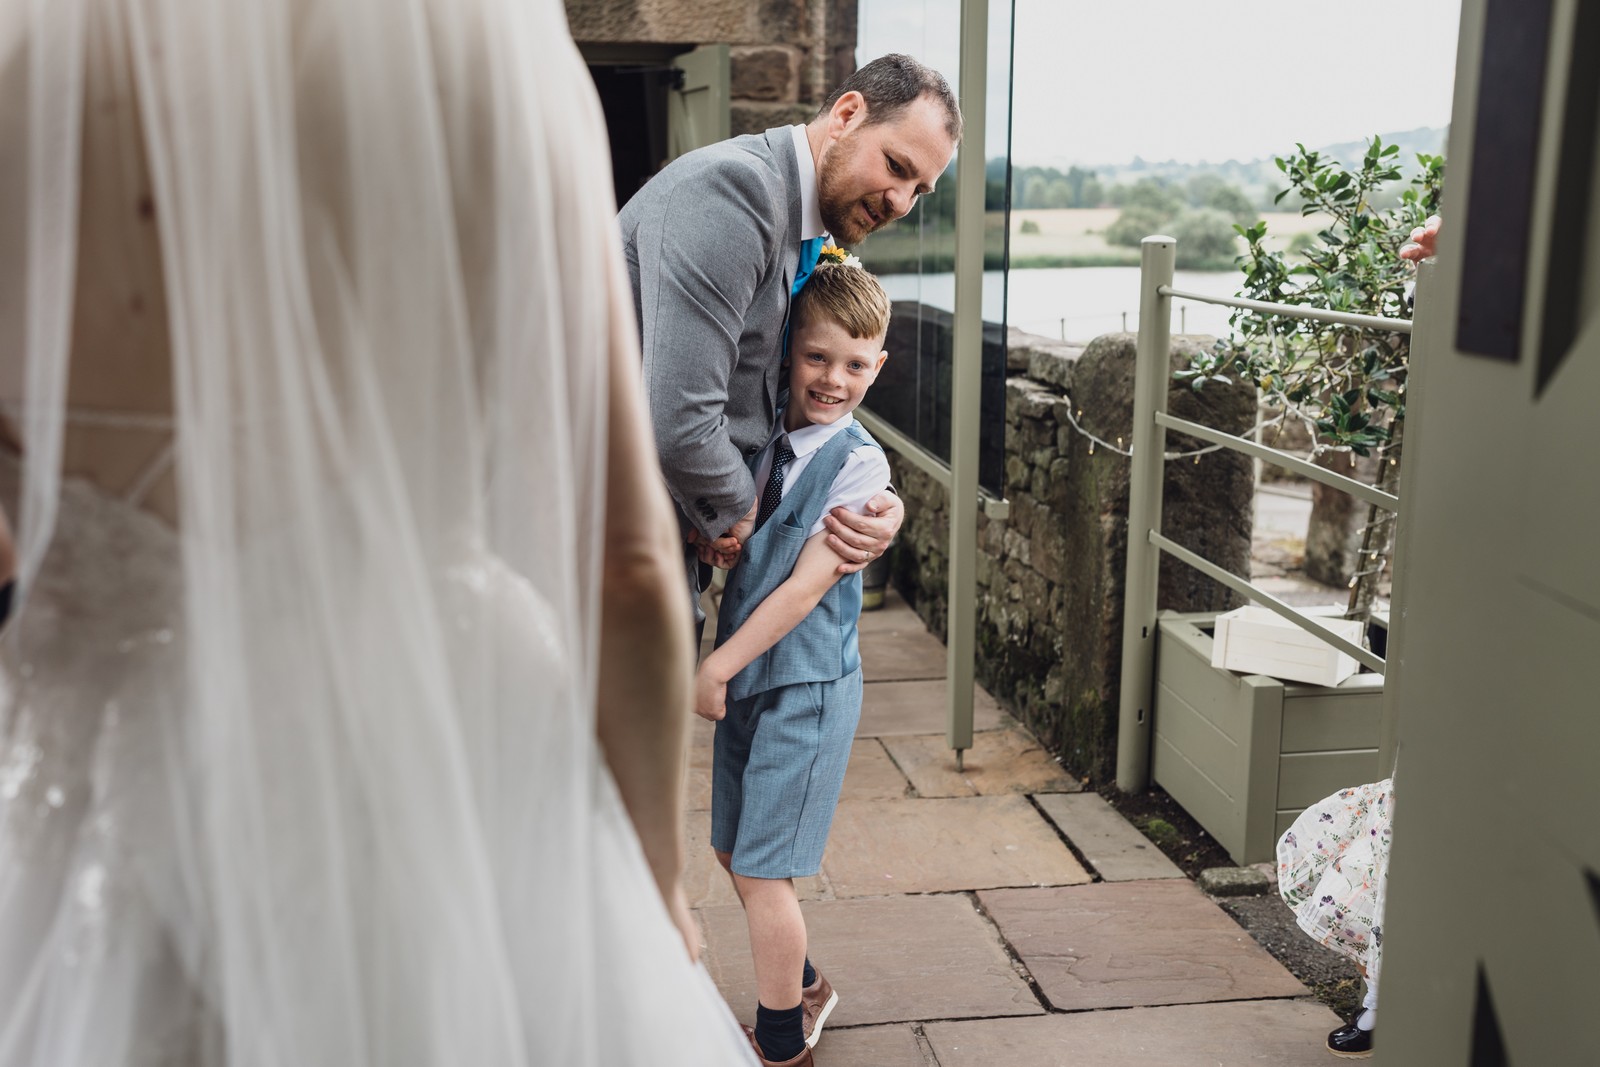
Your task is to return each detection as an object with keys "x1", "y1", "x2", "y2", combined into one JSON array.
[{"x1": 858, "y1": 0, "x2": 1462, "y2": 166}]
